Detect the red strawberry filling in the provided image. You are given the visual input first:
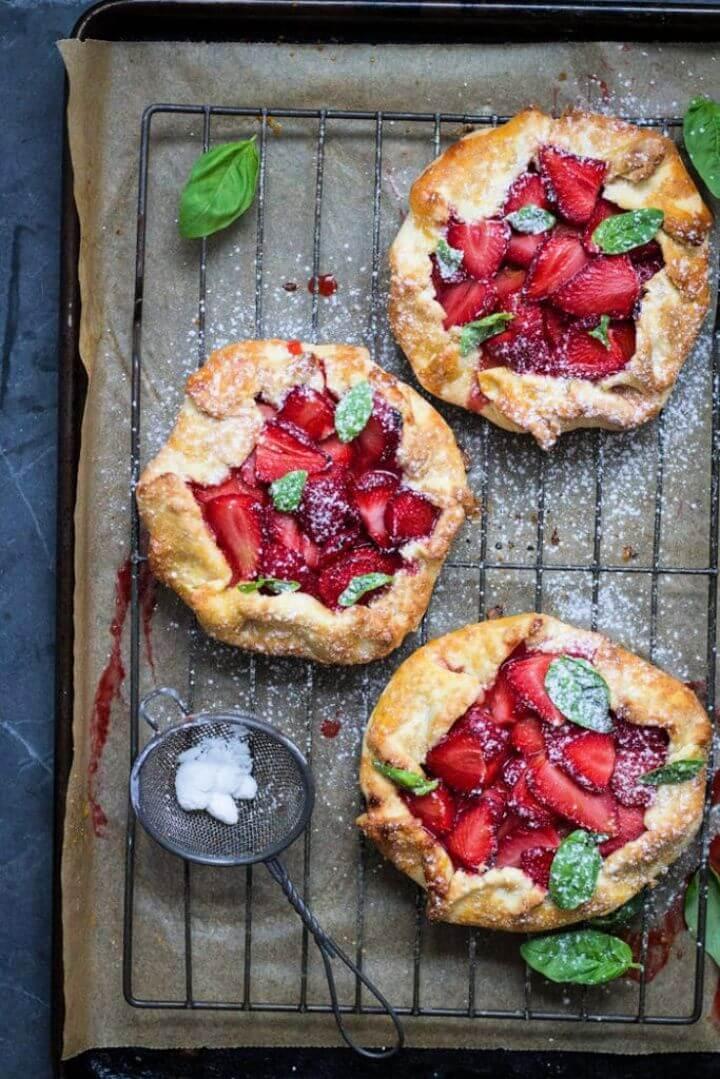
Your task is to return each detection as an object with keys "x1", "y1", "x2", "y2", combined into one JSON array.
[
  {"x1": 406, "y1": 644, "x2": 670, "y2": 890},
  {"x1": 431, "y1": 148, "x2": 664, "y2": 402},
  {"x1": 191, "y1": 368, "x2": 441, "y2": 606}
]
